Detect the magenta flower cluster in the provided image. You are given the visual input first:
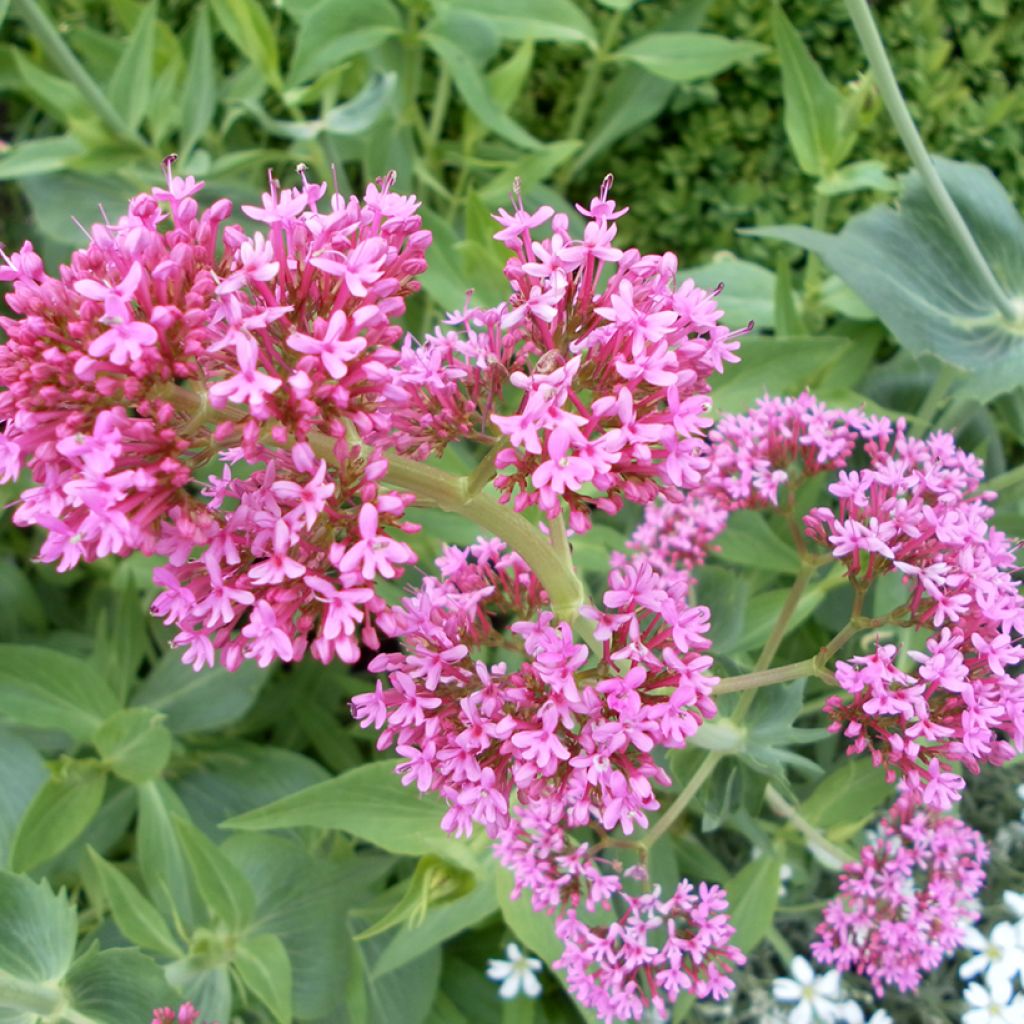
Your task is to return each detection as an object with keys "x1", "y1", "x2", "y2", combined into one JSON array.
[
  {"x1": 629, "y1": 393, "x2": 1024, "y2": 812},
  {"x1": 811, "y1": 794, "x2": 988, "y2": 994}
]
